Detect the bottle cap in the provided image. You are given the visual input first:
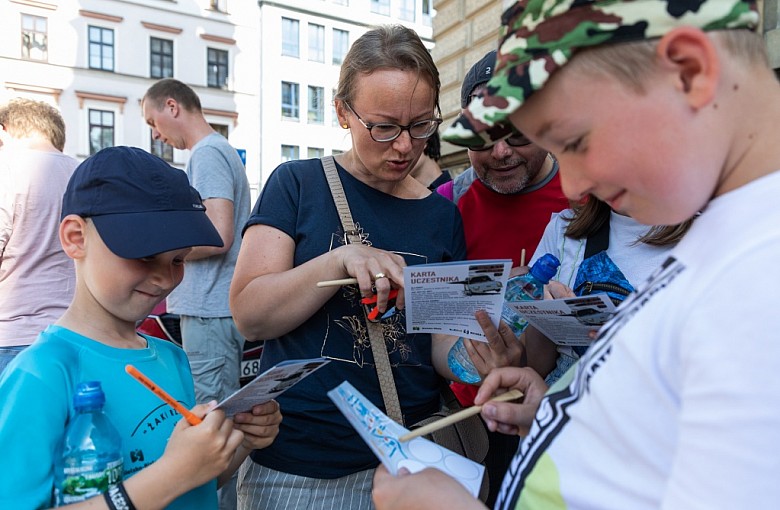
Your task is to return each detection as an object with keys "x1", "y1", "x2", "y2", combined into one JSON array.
[
  {"x1": 530, "y1": 253, "x2": 561, "y2": 283},
  {"x1": 74, "y1": 381, "x2": 106, "y2": 411}
]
